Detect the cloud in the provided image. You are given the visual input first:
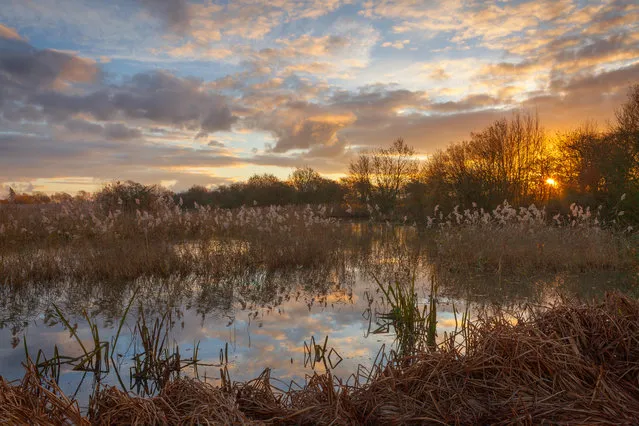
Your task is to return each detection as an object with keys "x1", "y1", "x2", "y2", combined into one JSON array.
[
  {"x1": 0, "y1": 132, "x2": 241, "y2": 182},
  {"x1": 113, "y1": 71, "x2": 237, "y2": 133},
  {"x1": 13, "y1": 68, "x2": 238, "y2": 135},
  {"x1": 145, "y1": 0, "x2": 351, "y2": 47},
  {"x1": 2, "y1": 0, "x2": 638, "y2": 193},
  {"x1": 104, "y1": 123, "x2": 143, "y2": 140},
  {"x1": 250, "y1": 100, "x2": 356, "y2": 153},
  {"x1": 152, "y1": 42, "x2": 233, "y2": 60},
  {"x1": 137, "y1": 0, "x2": 192, "y2": 33},
  {"x1": 282, "y1": 62, "x2": 332, "y2": 75},
  {"x1": 382, "y1": 40, "x2": 410, "y2": 49},
  {"x1": 274, "y1": 34, "x2": 350, "y2": 58},
  {"x1": 428, "y1": 67, "x2": 450, "y2": 81},
  {"x1": 0, "y1": 24, "x2": 25, "y2": 41},
  {"x1": 429, "y1": 94, "x2": 505, "y2": 113},
  {"x1": 0, "y1": 42, "x2": 100, "y2": 91},
  {"x1": 63, "y1": 118, "x2": 105, "y2": 136},
  {"x1": 242, "y1": 22, "x2": 379, "y2": 80}
]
